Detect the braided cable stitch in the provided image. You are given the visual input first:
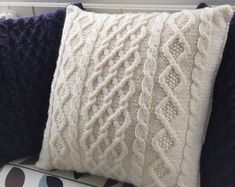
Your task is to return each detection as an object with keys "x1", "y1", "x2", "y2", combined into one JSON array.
[{"x1": 36, "y1": 5, "x2": 233, "y2": 187}]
